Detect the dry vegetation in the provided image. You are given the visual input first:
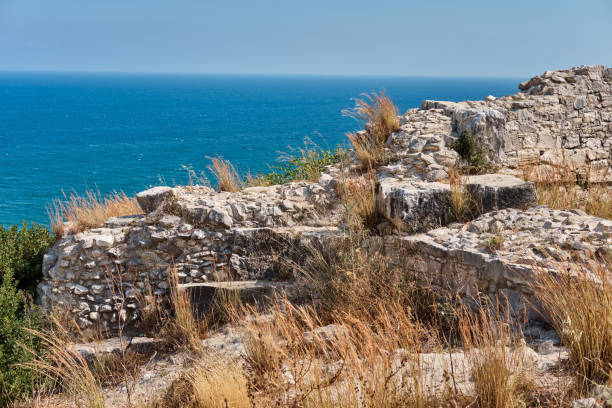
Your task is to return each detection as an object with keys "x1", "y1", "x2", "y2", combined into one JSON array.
[
  {"x1": 337, "y1": 170, "x2": 377, "y2": 230},
  {"x1": 343, "y1": 91, "x2": 400, "y2": 168},
  {"x1": 208, "y1": 156, "x2": 243, "y2": 193},
  {"x1": 17, "y1": 222, "x2": 612, "y2": 407},
  {"x1": 448, "y1": 166, "x2": 476, "y2": 222},
  {"x1": 523, "y1": 161, "x2": 612, "y2": 220},
  {"x1": 47, "y1": 190, "x2": 142, "y2": 237},
  {"x1": 532, "y1": 261, "x2": 612, "y2": 391}
]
